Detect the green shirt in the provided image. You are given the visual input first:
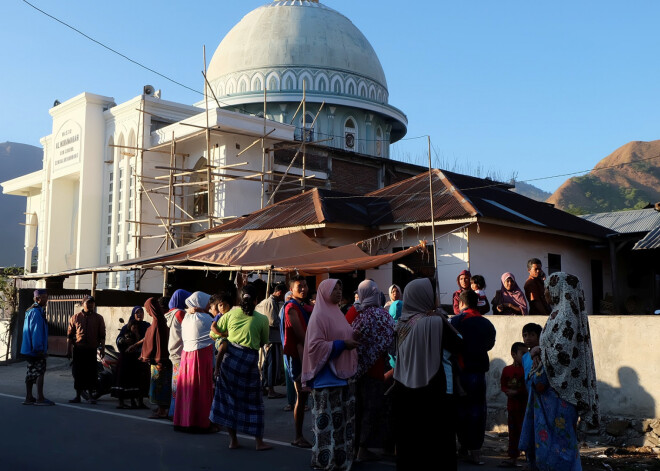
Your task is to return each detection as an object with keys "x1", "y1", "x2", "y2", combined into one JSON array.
[{"x1": 217, "y1": 306, "x2": 269, "y2": 351}]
